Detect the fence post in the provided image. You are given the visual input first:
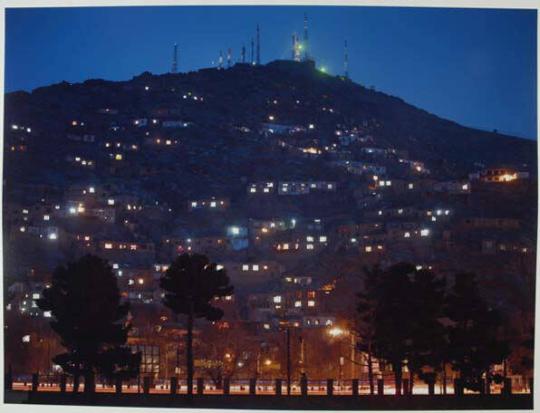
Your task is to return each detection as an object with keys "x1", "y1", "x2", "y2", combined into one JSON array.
[
  {"x1": 170, "y1": 377, "x2": 178, "y2": 394},
  {"x1": 529, "y1": 378, "x2": 533, "y2": 394},
  {"x1": 503, "y1": 378, "x2": 512, "y2": 395},
  {"x1": 60, "y1": 374, "x2": 67, "y2": 393},
  {"x1": 223, "y1": 378, "x2": 230, "y2": 395},
  {"x1": 196, "y1": 378, "x2": 204, "y2": 395},
  {"x1": 275, "y1": 379, "x2": 282, "y2": 396},
  {"x1": 301, "y1": 375, "x2": 308, "y2": 396},
  {"x1": 403, "y1": 379, "x2": 410, "y2": 395},
  {"x1": 5, "y1": 365, "x2": 13, "y2": 391},
  {"x1": 249, "y1": 378, "x2": 256, "y2": 395},
  {"x1": 31, "y1": 373, "x2": 39, "y2": 392},
  {"x1": 479, "y1": 379, "x2": 486, "y2": 395},
  {"x1": 352, "y1": 378, "x2": 359, "y2": 396},
  {"x1": 427, "y1": 378, "x2": 435, "y2": 395},
  {"x1": 454, "y1": 379, "x2": 463, "y2": 396},
  {"x1": 486, "y1": 377, "x2": 491, "y2": 395},
  {"x1": 114, "y1": 377, "x2": 122, "y2": 394},
  {"x1": 327, "y1": 379, "x2": 334, "y2": 396},
  {"x1": 377, "y1": 378, "x2": 384, "y2": 395},
  {"x1": 142, "y1": 377, "x2": 150, "y2": 394}
]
